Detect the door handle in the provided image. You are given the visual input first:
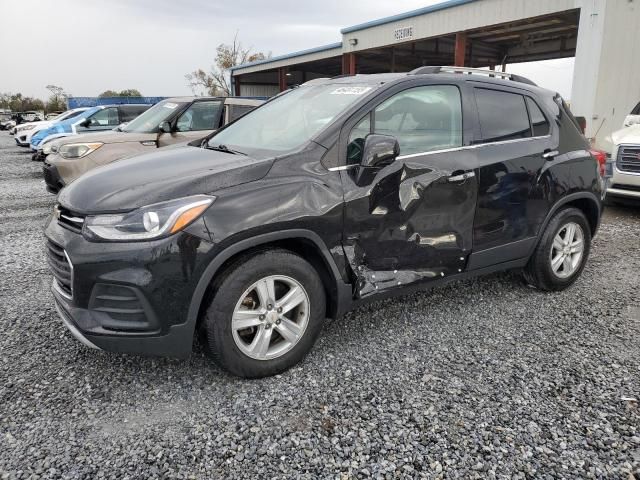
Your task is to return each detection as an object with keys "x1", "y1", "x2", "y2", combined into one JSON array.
[
  {"x1": 542, "y1": 150, "x2": 559, "y2": 159},
  {"x1": 448, "y1": 171, "x2": 475, "y2": 183}
]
